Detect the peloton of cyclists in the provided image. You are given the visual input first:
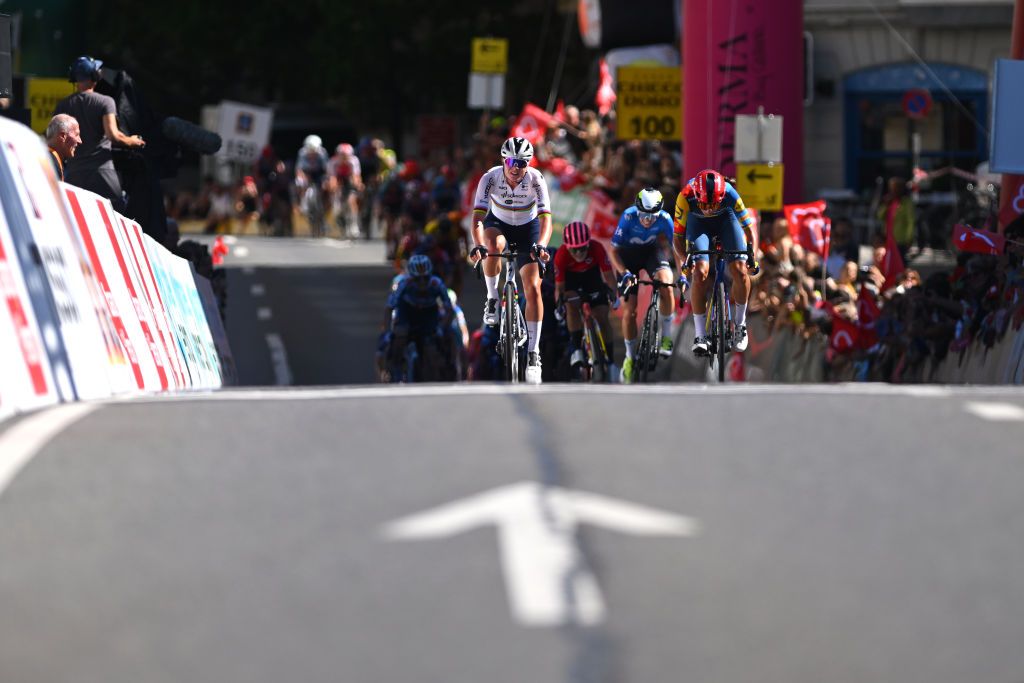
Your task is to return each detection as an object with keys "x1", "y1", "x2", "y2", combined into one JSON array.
[
  {"x1": 672, "y1": 169, "x2": 758, "y2": 355},
  {"x1": 294, "y1": 134, "x2": 330, "y2": 234},
  {"x1": 553, "y1": 221, "x2": 619, "y2": 376},
  {"x1": 383, "y1": 254, "x2": 456, "y2": 381},
  {"x1": 469, "y1": 136, "x2": 553, "y2": 385},
  {"x1": 609, "y1": 187, "x2": 681, "y2": 384}
]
